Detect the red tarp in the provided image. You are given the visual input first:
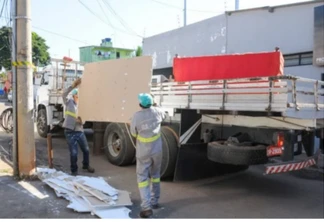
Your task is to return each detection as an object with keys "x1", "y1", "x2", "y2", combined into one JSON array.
[{"x1": 173, "y1": 52, "x2": 284, "y2": 82}]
